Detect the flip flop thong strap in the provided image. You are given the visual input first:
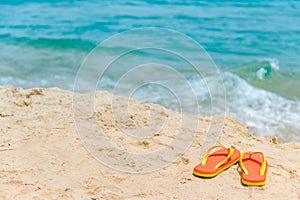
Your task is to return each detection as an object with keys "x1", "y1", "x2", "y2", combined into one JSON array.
[
  {"x1": 239, "y1": 151, "x2": 267, "y2": 176},
  {"x1": 201, "y1": 145, "x2": 234, "y2": 169}
]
